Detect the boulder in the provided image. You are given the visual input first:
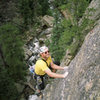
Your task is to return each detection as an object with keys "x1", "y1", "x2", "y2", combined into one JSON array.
[
  {"x1": 40, "y1": 28, "x2": 53, "y2": 36},
  {"x1": 42, "y1": 15, "x2": 54, "y2": 27},
  {"x1": 23, "y1": 45, "x2": 33, "y2": 60}
]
